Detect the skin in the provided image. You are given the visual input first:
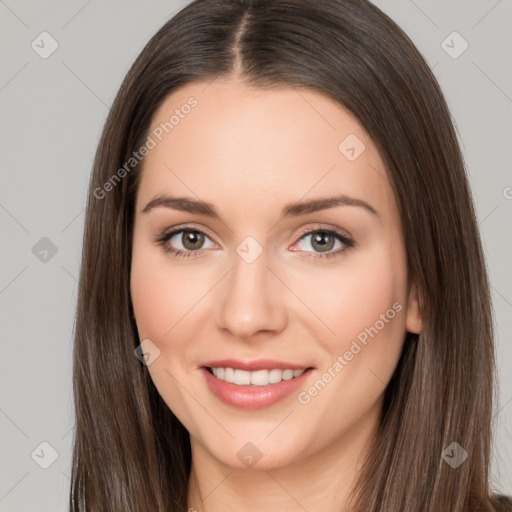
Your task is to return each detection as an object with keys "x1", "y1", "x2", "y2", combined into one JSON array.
[{"x1": 130, "y1": 77, "x2": 422, "y2": 512}]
